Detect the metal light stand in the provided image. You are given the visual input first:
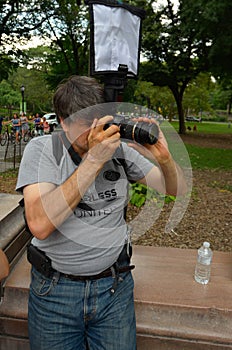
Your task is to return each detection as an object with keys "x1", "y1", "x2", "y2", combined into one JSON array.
[{"x1": 103, "y1": 64, "x2": 128, "y2": 103}]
